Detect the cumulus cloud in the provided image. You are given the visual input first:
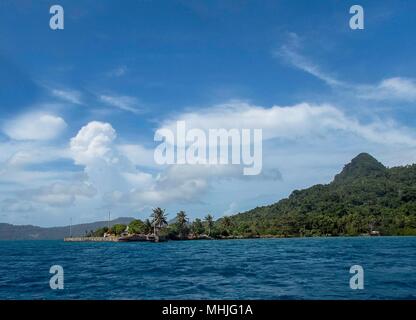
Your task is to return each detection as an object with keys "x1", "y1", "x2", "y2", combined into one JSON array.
[
  {"x1": 117, "y1": 144, "x2": 157, "y2": 168},
  {"x1": 68, "y1": 119, "x2": 282, "y2": 210},
  {"x1": 70, "y1": 121, "x2": 137, "y2": 194},
  {"x1": 69, "y1": 121, "x2": 205, "y2": 206},
  {"x1": 3, "y1": 113, "x2": 67, "y2": 141},
  {"x1": 70, "y1": 121, "x2": 118, "y2": 166}
]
